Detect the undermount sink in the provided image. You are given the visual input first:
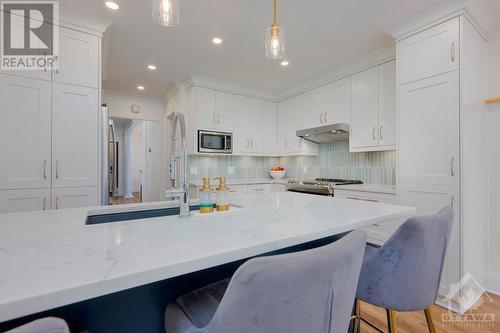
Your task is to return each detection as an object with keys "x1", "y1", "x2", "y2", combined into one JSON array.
[{"x1": 86, "y1": 205, "x2": 202, "y2": 225}]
